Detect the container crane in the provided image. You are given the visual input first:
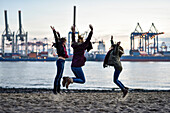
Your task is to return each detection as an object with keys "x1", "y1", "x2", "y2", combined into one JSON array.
[
  {"x1": 1, "y1": 10, "x2": 15, "y2": 55},
  {"x1": 16, "y1": 10, "x2": 28, "y2": 55}
]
